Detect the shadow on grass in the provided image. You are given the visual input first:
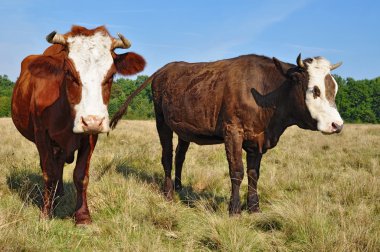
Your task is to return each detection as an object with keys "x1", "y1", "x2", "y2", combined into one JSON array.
[
  {"x1": 6, "y1": 169, "x2": 76, "y2": 219},
  {"x1": 116, "y1": 163, "x2": 227, "y2": 211}
]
